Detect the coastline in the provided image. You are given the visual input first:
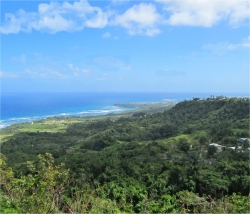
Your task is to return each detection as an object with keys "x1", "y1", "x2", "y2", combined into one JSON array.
[
  {"x1": 0, "y1": 98, "x2": 179, "y2": 130},
  {"x1": 0, "y1": 106, "x2": 133, "y2": 130},
  {"x1": 1, "y1": 92, "x2": 187, "y2": 130},
  {"x1": 0, "y1": 101, "x2": 178, "y2": 143},
  {"x1": 1, "y1": 91, "x2": 248, "y2": 132}
]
